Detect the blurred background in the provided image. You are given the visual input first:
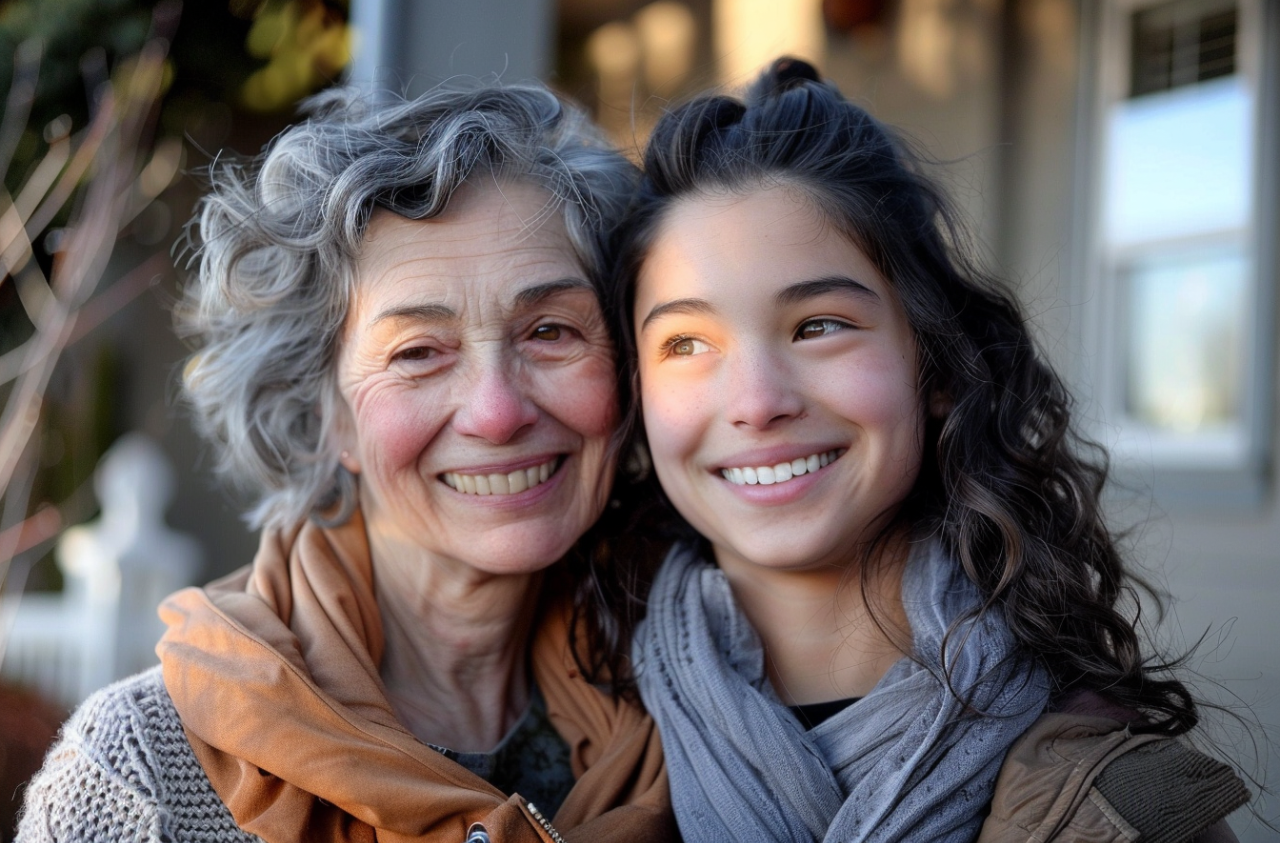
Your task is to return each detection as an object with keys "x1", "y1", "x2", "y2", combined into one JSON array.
[{"x1": 0, "y1": 0, "x2": 1275, "y2": 839}]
